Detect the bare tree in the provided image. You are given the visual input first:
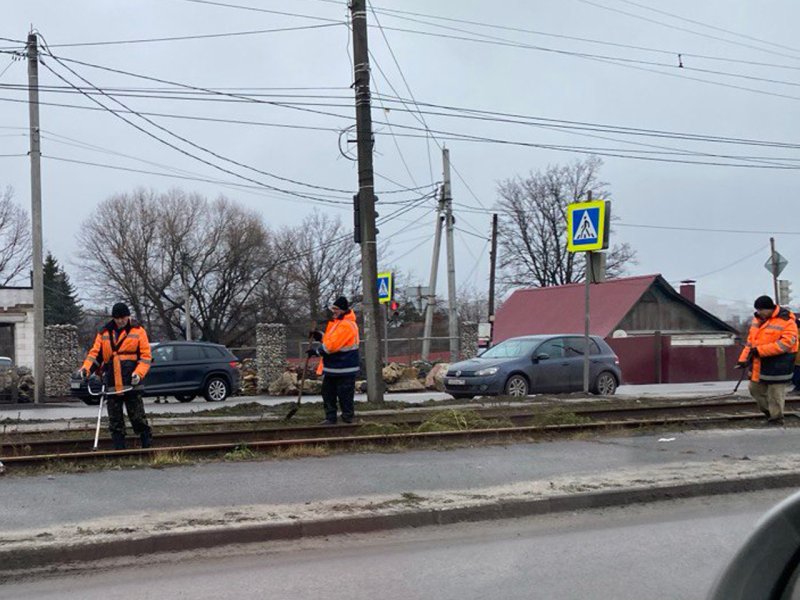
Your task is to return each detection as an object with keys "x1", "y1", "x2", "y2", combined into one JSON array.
[
  {"x1": 77, "y1": 189, "x2": 274, "y2": 345},
  {"x1": 0, "y1": 187, "x2": 32, "y2": 285},
  {"x1": 495, "y1": 157, "x2": 636, "y2": 289},
  {"x1": 286, "y1": 210, "x2": 361, "y2": 321}
]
